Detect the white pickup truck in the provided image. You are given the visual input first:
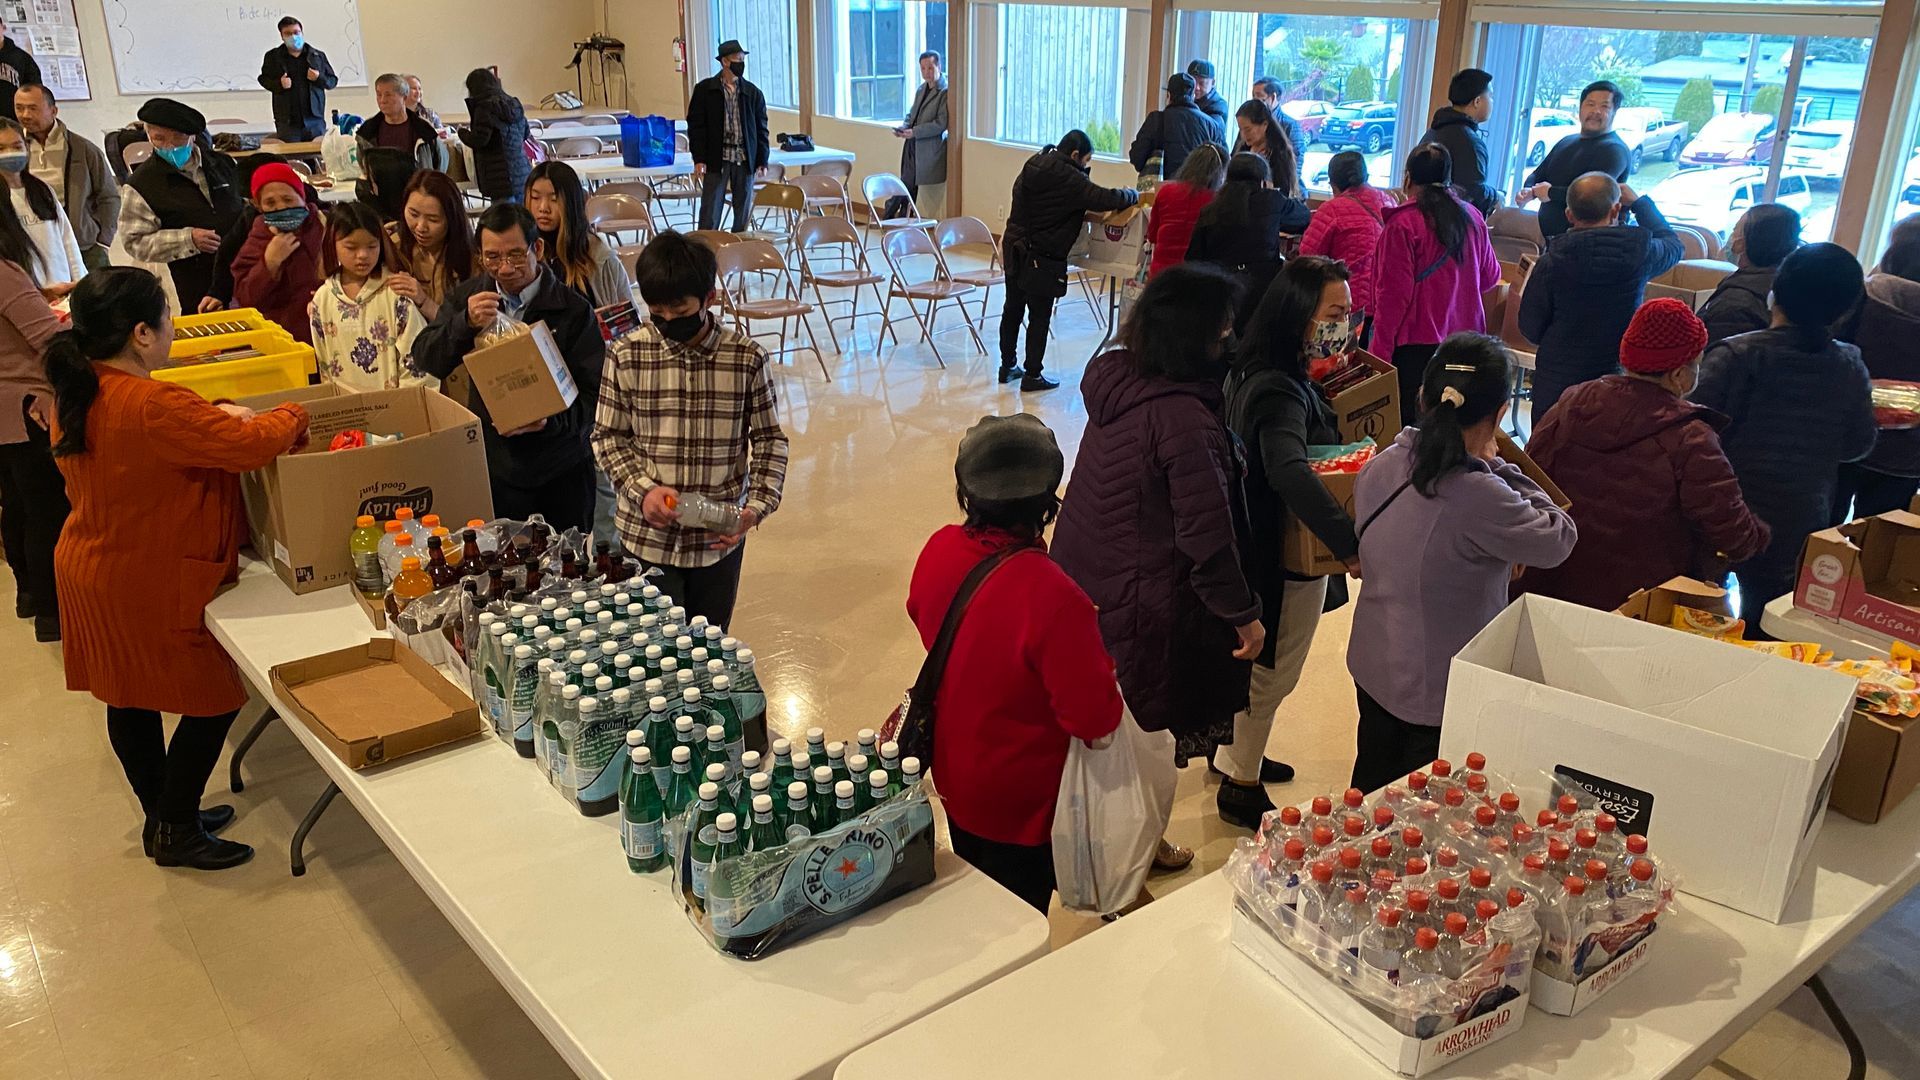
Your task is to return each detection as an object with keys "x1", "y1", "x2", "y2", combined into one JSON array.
[{"x1": 1524, "y1": 106, "x2": 1690, "y2": 175}]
